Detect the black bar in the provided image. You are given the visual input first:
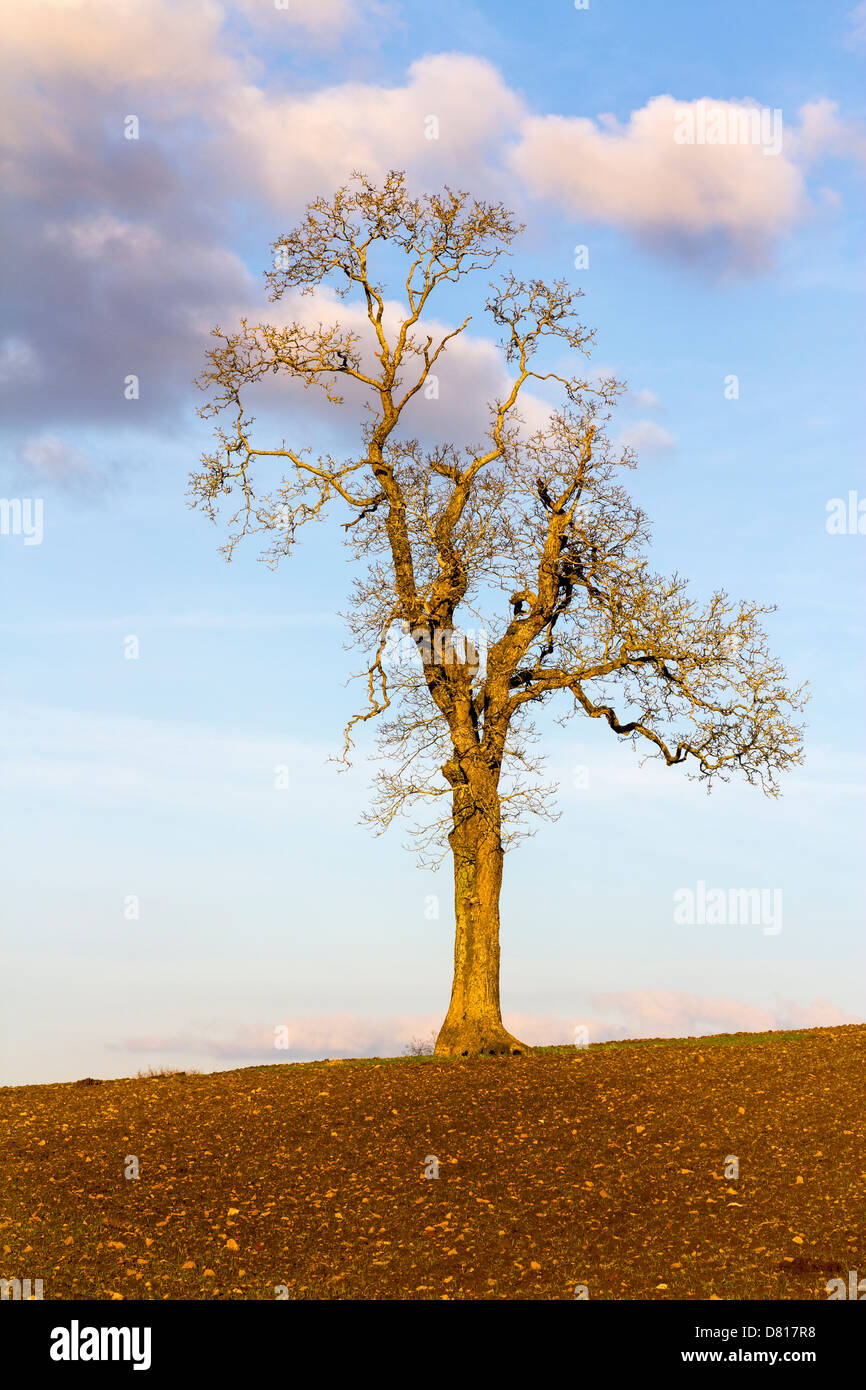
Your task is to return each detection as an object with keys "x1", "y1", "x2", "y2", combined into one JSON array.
[{"x1": 1, "y1": 1297, "x2": 858, "y2": 1376}]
